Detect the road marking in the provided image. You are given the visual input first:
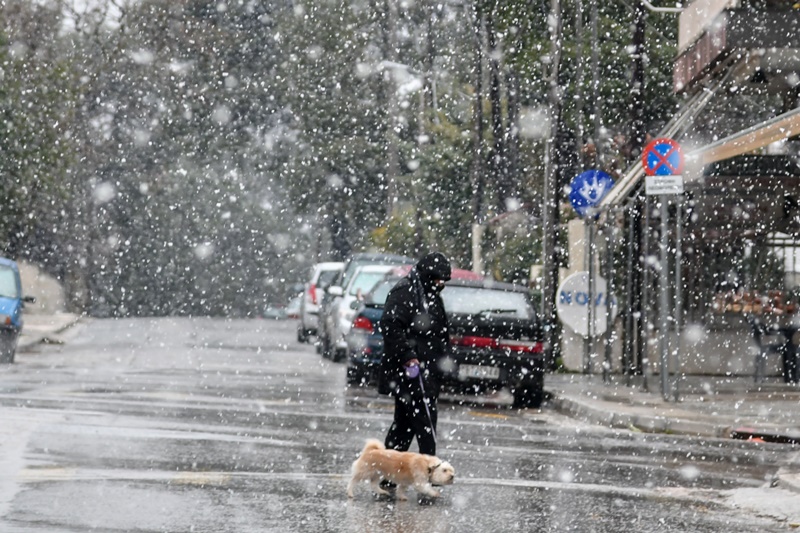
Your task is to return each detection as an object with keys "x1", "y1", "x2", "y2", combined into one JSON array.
[
  {"x1": 468, "y1": 411, "x2": 510, "y2": 420},
  {"x1": 12, "y1": 467, "x2": 730, "y2": 505}
]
